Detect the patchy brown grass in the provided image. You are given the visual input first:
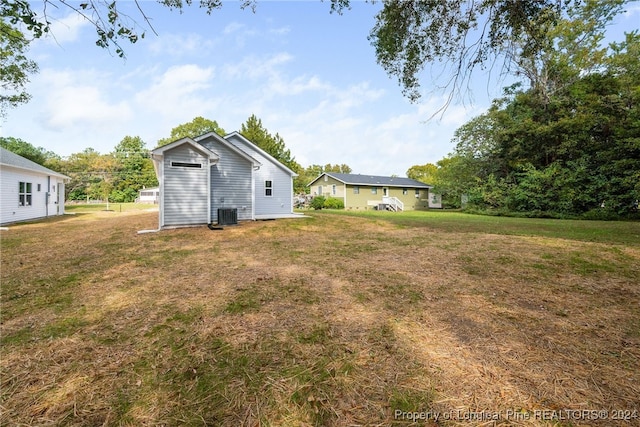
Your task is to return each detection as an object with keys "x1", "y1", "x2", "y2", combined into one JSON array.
[{"x1": 1, "y1": 210, "x2": 639, "y2": 426}]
